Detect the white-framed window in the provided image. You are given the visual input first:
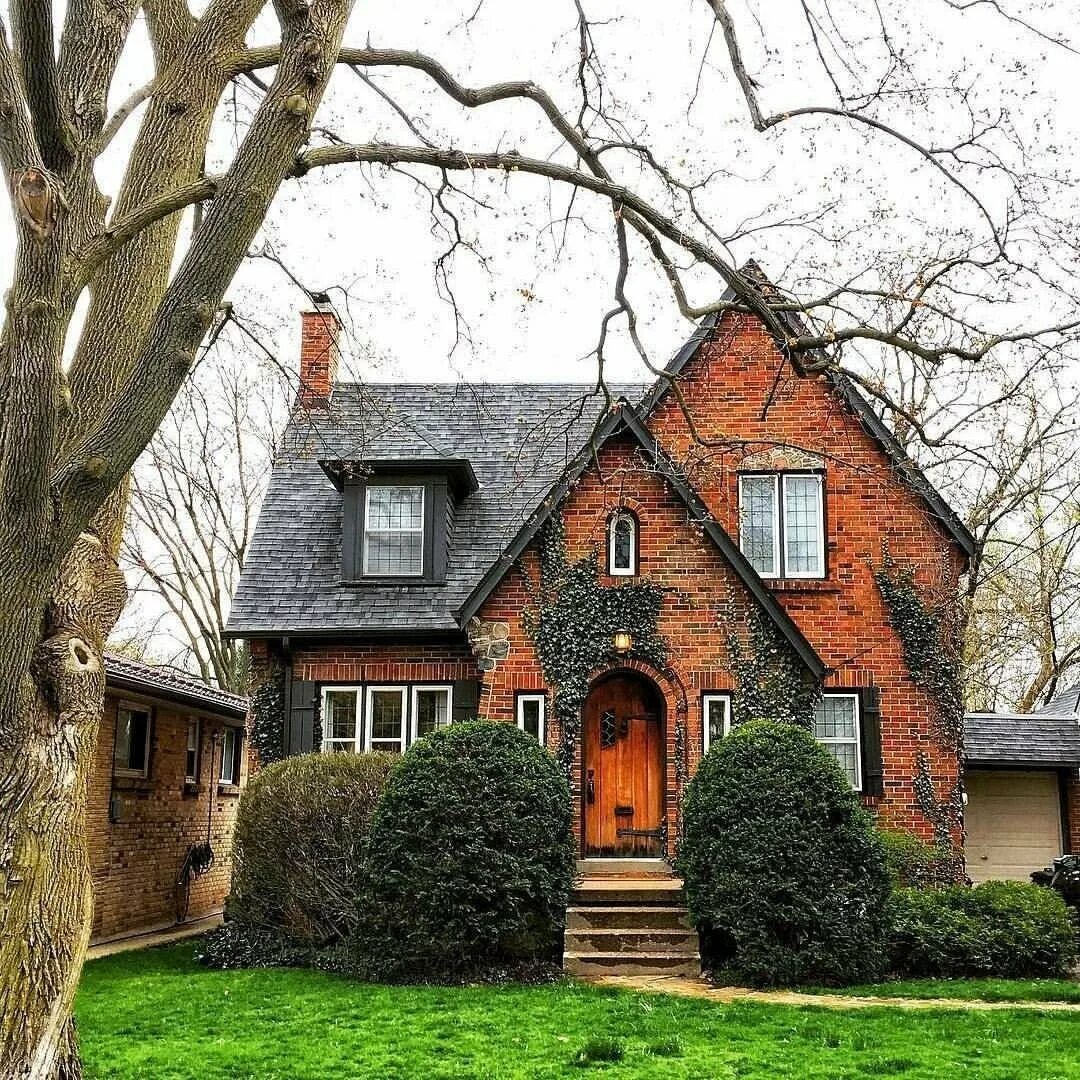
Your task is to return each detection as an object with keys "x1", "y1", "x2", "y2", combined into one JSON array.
[
  {"x1": 608, "y1": 511, "x2": 637, "y2": 576},
  {"x1": 812, "y1": 693, "x2": 862, "y2": 790},
  {"x1": 738, "y1": 473, "x2": 824, "y2": 579},
  {"x1": 220, "y1": 727, "x2": 242, "y2": 786},
  {"x1": 185, "y1": 718, "x2": 200, "y2": 784},
  {"x1": 363, "y1": 484, "x2": 425, "y2": 577},
  {"x1": 411, "y1": 685, "x2": 453, "y2": 740},
  {"x1": 322, "y1": 686, "x2": 364, "y2": 753},
  {"x1": 114, "y1": 703, "x2": 152, "y2": 778},
  {"x1": 702, "y1": 693, "x2": 732, "y2": 754},
  {"x1": 366, "y1": 685, "x2": 408, "y2": 753},
  {"x1": 517, "y1": 693, "x2": 546, "y2": 744}
]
